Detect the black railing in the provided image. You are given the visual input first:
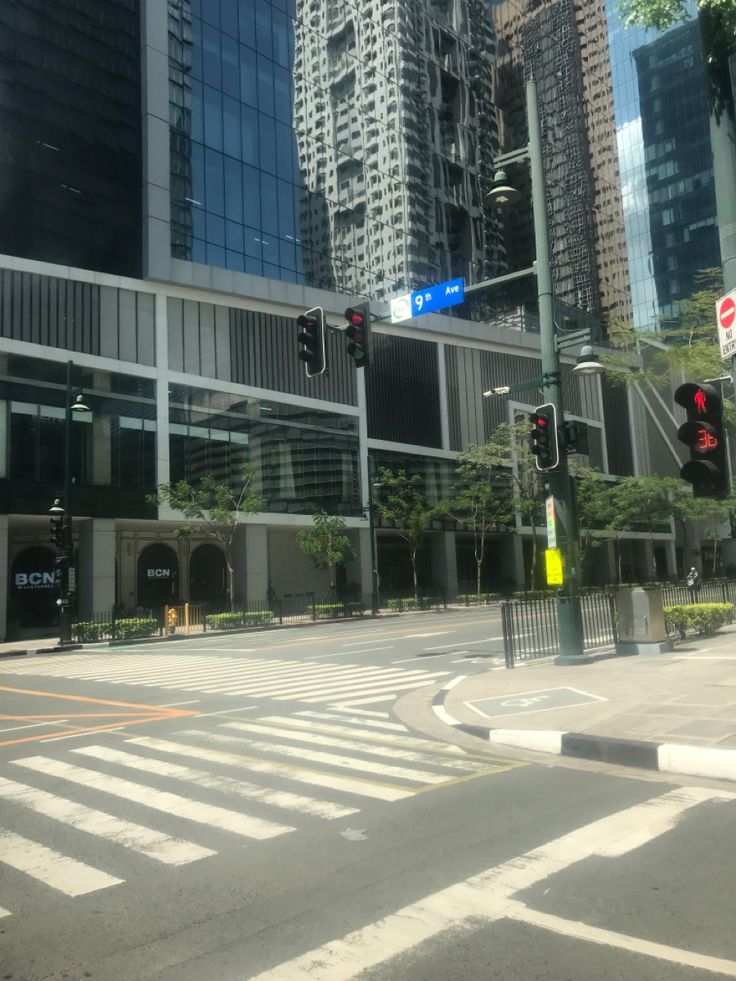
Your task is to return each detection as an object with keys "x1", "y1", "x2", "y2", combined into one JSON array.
[
  {"x1": 501, "y1": 591, "x2": 618, "y2": 667},
  {"x1": 660, "y1": 579, "x2": 736, "y2": 607}
]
